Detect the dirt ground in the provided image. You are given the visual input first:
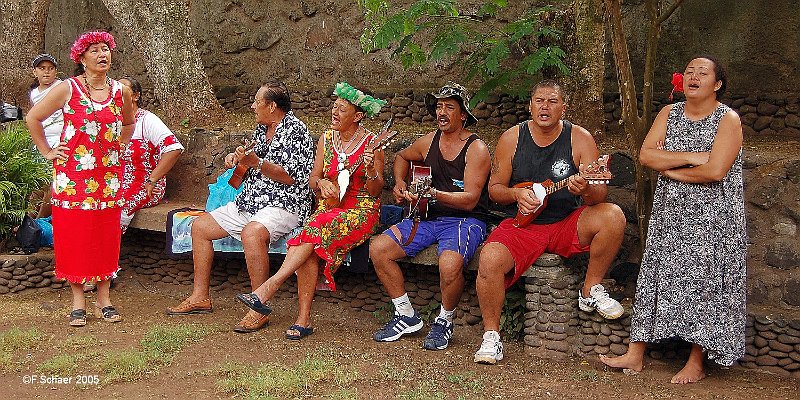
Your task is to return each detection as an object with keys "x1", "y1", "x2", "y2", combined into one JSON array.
[{"x1": 0, "y1": 270, "x2": 797, "y2": 400}]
